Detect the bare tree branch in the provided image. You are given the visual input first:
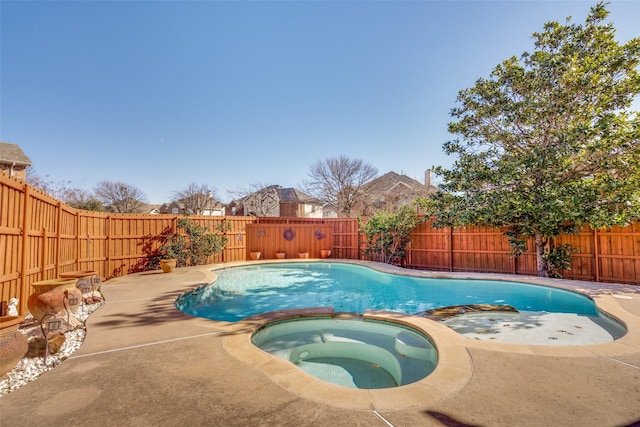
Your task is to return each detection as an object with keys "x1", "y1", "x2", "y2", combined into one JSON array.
[
  {"x1": 303, "y1": 156, "x2": 378, "y2": 217},
  {"x1": 228, "y1": 183, "x2": 280, "y2": 216},
  {"x1": 173, "y1": 183, "x2": 220, "y2": 215},
  {"x1": 94, "y1": 181, "x2": 147, "y2": 213}
]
